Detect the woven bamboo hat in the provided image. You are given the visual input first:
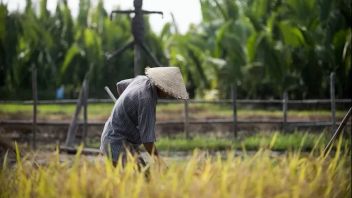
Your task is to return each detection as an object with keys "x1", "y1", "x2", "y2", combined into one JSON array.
[{"x1": 145, "y1": 67, "x2": 189, "y2": 100}]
